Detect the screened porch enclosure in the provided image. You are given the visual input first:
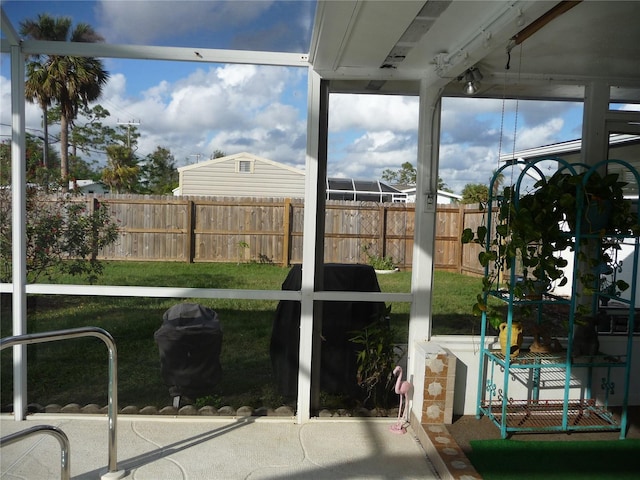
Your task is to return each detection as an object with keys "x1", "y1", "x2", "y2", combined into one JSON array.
[
  {"x1": 326, "y1": 178, "x2": 408, "y2": 203},
  {"x1": 2, "y1": 1, "x2": 640, "y2": 425}
]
